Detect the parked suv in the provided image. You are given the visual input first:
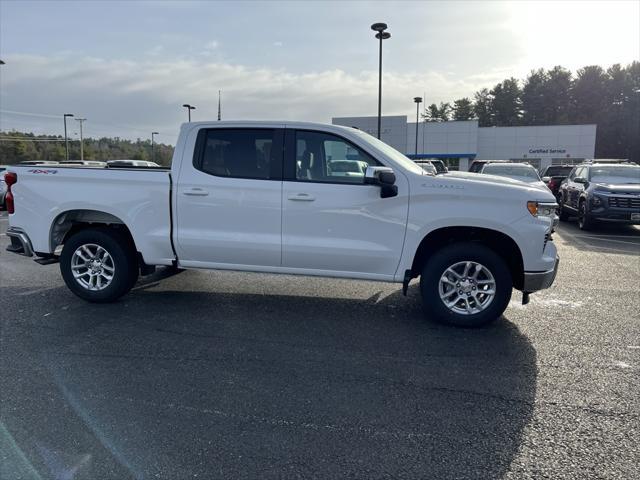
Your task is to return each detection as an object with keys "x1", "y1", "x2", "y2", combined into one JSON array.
[
  {"x1": 429, "y1": 159, "x2": 448, "y2": 174},
  {"x1": 468, "y1": 160, "x2": 509, "y2": 173},
  {"x1": 558, "y1": 163, "x2": 640, "y2": 229},
  {"x1": 414, "y1": 160, "x2": 437, "y2": 175},
  {"x1": 479, "y1": 162, "x2": 549, "y2": 191},
  {"x1": 539, "y1": 165, "x2": 574, "y2": 201}
]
